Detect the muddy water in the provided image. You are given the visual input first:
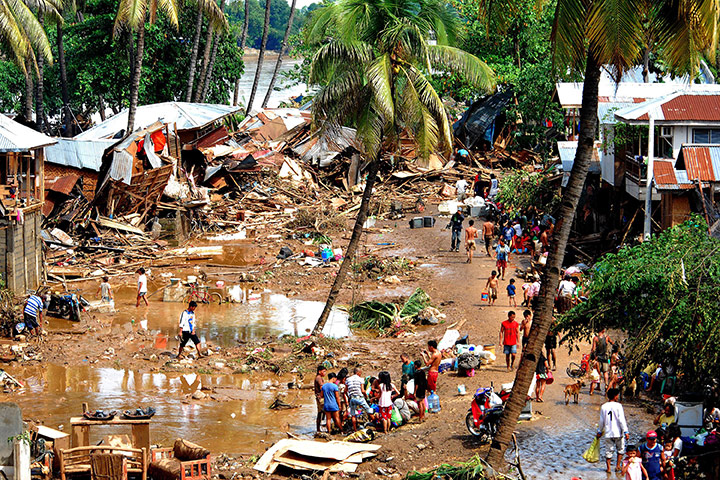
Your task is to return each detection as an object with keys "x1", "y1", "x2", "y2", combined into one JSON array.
[
  {"x1": 239, "y1": 55, "x2": 307, "y2": 111},
  {"x1": 6, "y1": 363, "x2": 315, "y2": 453},
  {"x1": 48, "y1": 290, "x2": 350, "y2": 347}
]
